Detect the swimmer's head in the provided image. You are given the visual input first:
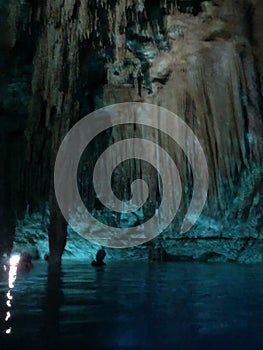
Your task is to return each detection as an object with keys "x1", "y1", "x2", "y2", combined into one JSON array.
[{"x1": 96, "y1": 249, "x2": 106, "y2": 262}]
